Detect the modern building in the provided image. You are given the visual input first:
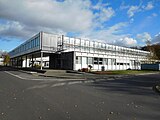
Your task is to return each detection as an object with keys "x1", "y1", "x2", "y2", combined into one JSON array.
[{"x1": 9, "y1": 32, "x2": 150, "y2": 70}]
